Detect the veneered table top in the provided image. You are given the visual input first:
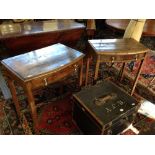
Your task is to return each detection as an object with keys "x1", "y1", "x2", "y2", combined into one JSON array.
[
  {"x1": 1, "y1": 43, "x2": 84, "y2": 81},
  {"x1": 88, "y1": 38, "x2": 149, "y2": 55},
  {"x1": 0, "y1": 20, "x2": 85, "y2": 39}
]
